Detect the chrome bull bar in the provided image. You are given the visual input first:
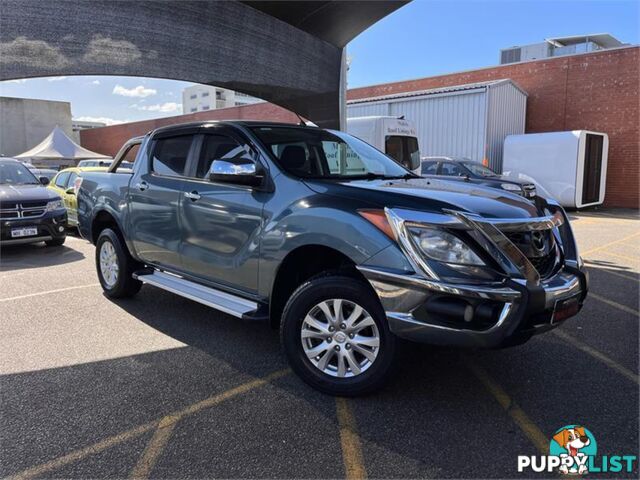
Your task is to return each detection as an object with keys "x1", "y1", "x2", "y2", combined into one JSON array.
[{"x1": 383, "y1": 207, "x2": 571, "y2": 286}]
